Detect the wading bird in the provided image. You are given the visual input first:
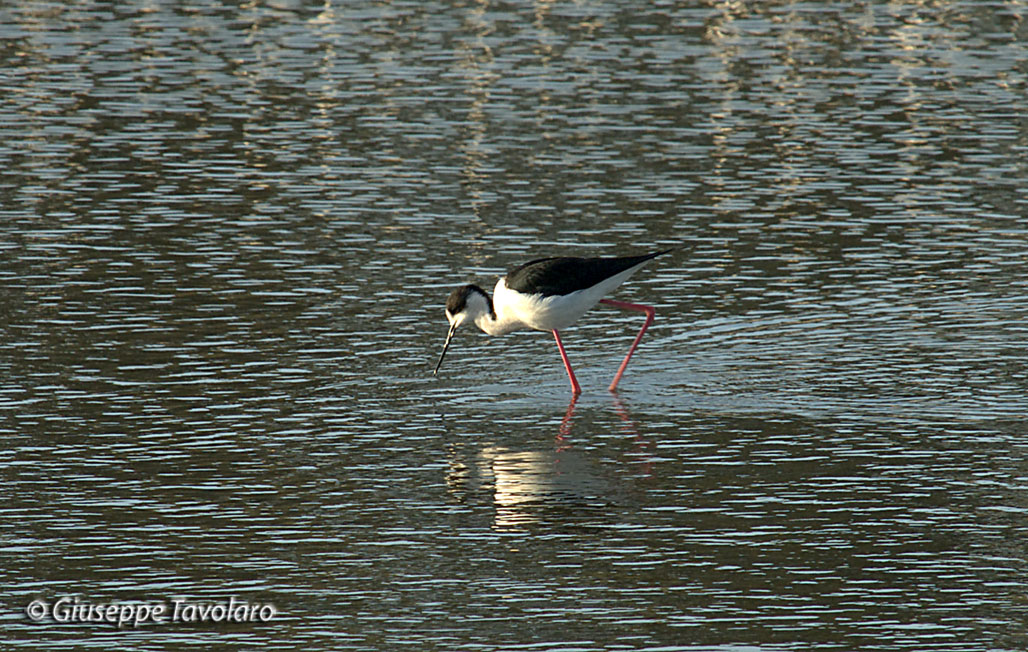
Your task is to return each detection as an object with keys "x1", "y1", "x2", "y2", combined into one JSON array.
[{"x1": 433, "y1": 250, "x2": 669, "y2": 395}]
